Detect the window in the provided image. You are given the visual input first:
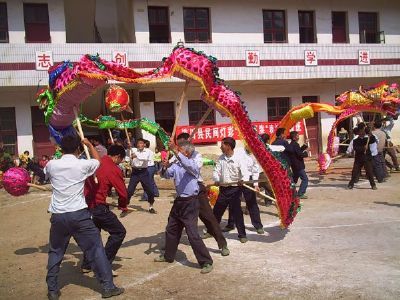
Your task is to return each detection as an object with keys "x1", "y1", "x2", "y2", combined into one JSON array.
[
  {"x1": 148, "y1": 6, "x2": 170, "y2": 43},
  {"x1": 188, "y1": 100, "x2": 215, "y2": 126},
  {"x1": 0, "y1": 3, "x2": 8, "y2": 42},
  {"x1": 23, "y1": 3, "x2": 50, "y2": 43},
  {"x1": 183, "y1": 8, "x2": 211, "y2": 43},
  {"x1": 154, "y1": 101, "x2": 175, "y2": 134},
  {"x1": 298, "y1": 11, "x2": 316, "y2": 43},
  {"x1": 263, "y1": 10, "x2": 286, "y2": 43},
  {"x1": 359, "y1": 12, "x2": 379, "y2": 43},
  {"x1": 267, "y1": 97, "x2": 290, "y2": 121},
  {"x1": 139, "y1": 91, "x2": 156, "y2": 102},
  {"x1": 332, "y1": 11, "x2": 348, "y2": 43},
  {"x1": 0, "y1": 107, "x2": 17, "y2": 155}
]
